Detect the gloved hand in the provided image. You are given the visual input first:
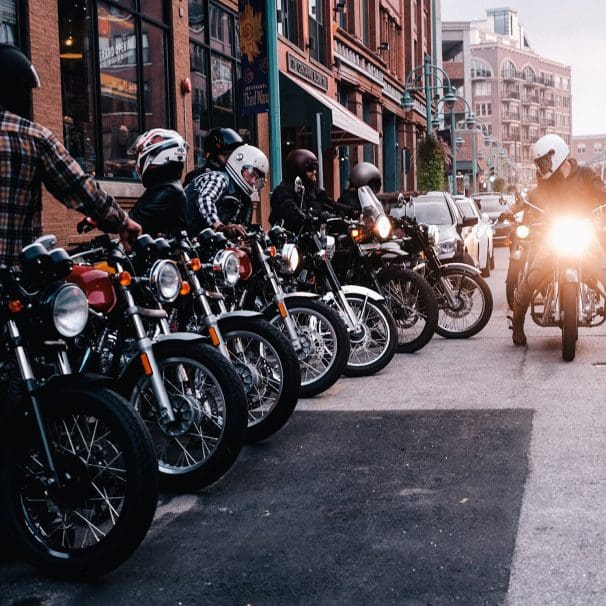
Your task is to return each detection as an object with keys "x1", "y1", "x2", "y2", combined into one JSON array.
[
  {"x1": 498, "y1": 211, "x2": 514, "y2": 222},
  {"x1": 218, "y1": 223, "x2": 248, "y2": 240}
]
